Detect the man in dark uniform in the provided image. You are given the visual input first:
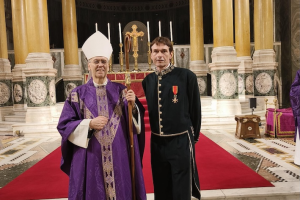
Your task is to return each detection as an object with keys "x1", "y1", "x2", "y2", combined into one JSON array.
[{"x1": 142, "y1": 37, "x2": 201, "y2": 200}]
